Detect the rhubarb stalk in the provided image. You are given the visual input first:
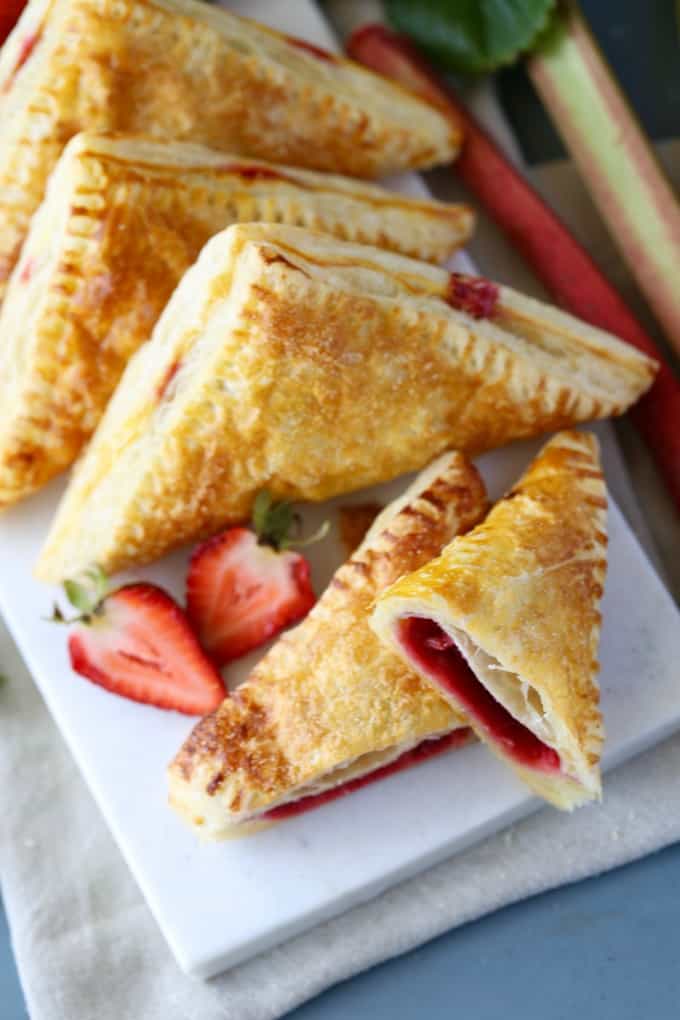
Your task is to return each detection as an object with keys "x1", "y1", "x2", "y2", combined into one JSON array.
[
  {"x1": 528, "y1": 1, "x2": 680, "y2": 360},
  {"x1": 348, "y1": 24, "x2": 680, "y2": 514}
]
